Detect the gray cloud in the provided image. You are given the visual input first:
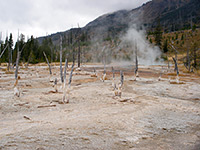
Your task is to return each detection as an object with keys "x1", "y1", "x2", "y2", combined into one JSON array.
[{"x1": 0, "y1": 0, "x2": 150, "y2": 42}]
